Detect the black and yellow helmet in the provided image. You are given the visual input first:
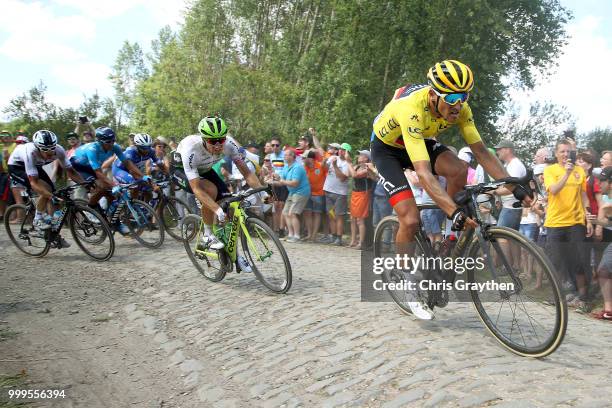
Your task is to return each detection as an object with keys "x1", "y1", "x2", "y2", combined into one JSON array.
[
  {"x1": 427, "y1": 60, "x2": 474, "y2": 93},
  {"x1": 198, "y1": 116, "x2": 228, "y2": 139}
]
